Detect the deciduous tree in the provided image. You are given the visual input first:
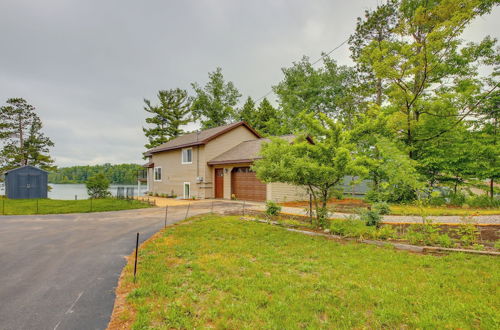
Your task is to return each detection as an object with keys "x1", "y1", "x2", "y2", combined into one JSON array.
[{"x1": 253, "y1": 113, "x2": 366, "y2": 227}]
